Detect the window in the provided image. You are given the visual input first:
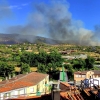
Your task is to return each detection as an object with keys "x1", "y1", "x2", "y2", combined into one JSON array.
[
  {"x1": 4, "y1": 93, "x2": 7, "y2": 98},
  {"x1": 75, "y1": 74, "x2": 81, "y2": 78},
  {"x1": 19, "y1": 89, "x2": 24, "y2": 95},
  {"x1": 0, "y1": 93, "x2": 3, "y2": 98},
  {"x1": 75, "y1": 75, "x2": 79, "y2": 77},
  {"x1": 3, "y1": 92, "x2": 11, "y2": 99},
  {"x1": 7, "y1": 92, "x2": 11, "y2": 97},
  {"x1": 78, "y1": 75, "x2": 81, "y2": 77},
  {"x1": 30, "y1": 88, "x2": 34, "y2": 93},
  {"x1": 75, "y1": 74, "x2": 85, "y2": 78},
  {"x1": 14, "y1": 90, "x2": 18, "y2": 96},
  {"x1": 82, "y1": 75, "x2": 86, "y2": 78}
]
